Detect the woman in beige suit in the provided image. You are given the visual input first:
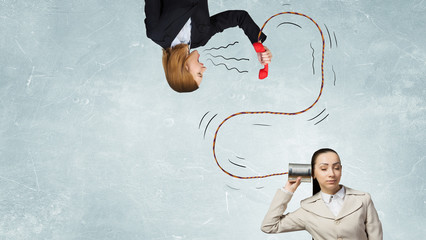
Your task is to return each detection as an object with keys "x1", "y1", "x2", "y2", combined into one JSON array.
[{"x1": 261, "y1": 148, "x2": 383, "y2": 240}]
